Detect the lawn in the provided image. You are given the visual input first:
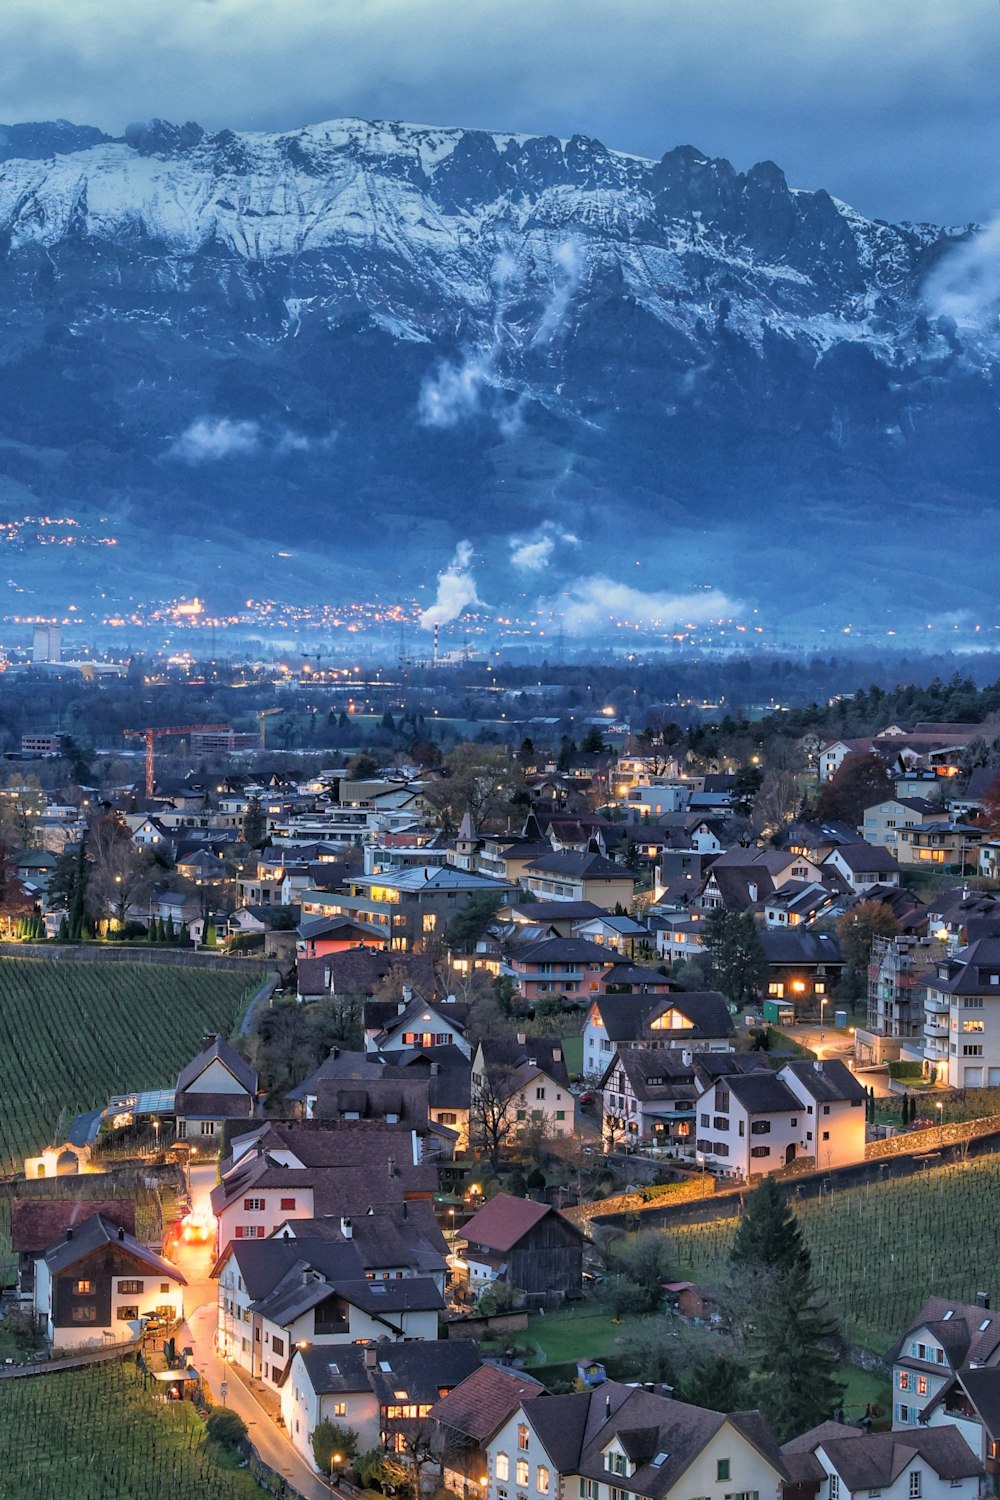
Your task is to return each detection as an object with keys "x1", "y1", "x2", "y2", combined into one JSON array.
[
  {"x1": 528, "y1": 1305, "x2": 628, "y2": 1364},
  {"x1": 669, "y1": 1152, "x2": 1000, "y2": 1352},
  {"x1": 0, "y1": 958, "x2": 256, "y2": 1174},
  {"x1": 0, "y1": 1359, "x2": 260, "y2": 1500}
]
